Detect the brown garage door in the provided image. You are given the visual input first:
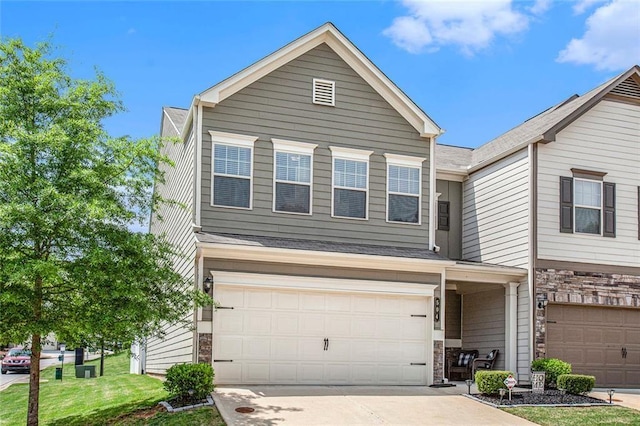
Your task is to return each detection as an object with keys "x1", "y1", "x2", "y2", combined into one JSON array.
[{"x1": 546, "y1": 304, "x2": 640, "y2": 388}]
